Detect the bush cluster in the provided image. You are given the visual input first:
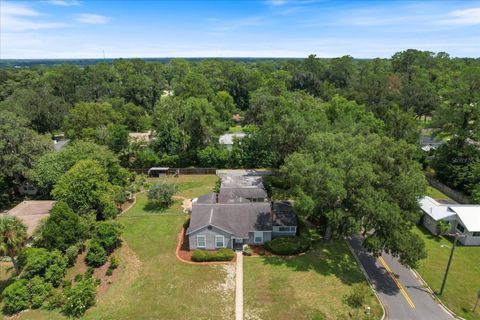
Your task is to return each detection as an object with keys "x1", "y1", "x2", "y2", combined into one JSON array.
[
  {"x1": 85, "y1": 241, "x2": 107, "y2": 267},
  {"x1": 264, "y1": 237, "x2": 311, "y2": 255},
  {"x1": 345, "y1": 283, "x2": 371, "y2": 308},
  {"x1": 2, "y1": 277, "x2": 53, "y2": 314},
  {"x1": 147, "y1": 181, "x2": 178, "y2": 208},
  {"x1": 191, "y1": 248, "x2": 235, "y2": 262},
  {"x1": 85, "y1": 221, "x2": 122, "y2": 267},
  {"x1": 106, "y1": 256, "x2": 120, "y2": 276},
  {"x1": 61, "y1": 277, "x2": 98, "y2": 318},
  {"x1": 18, "y1": 248, "x2": 68, "y2": 286}
]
